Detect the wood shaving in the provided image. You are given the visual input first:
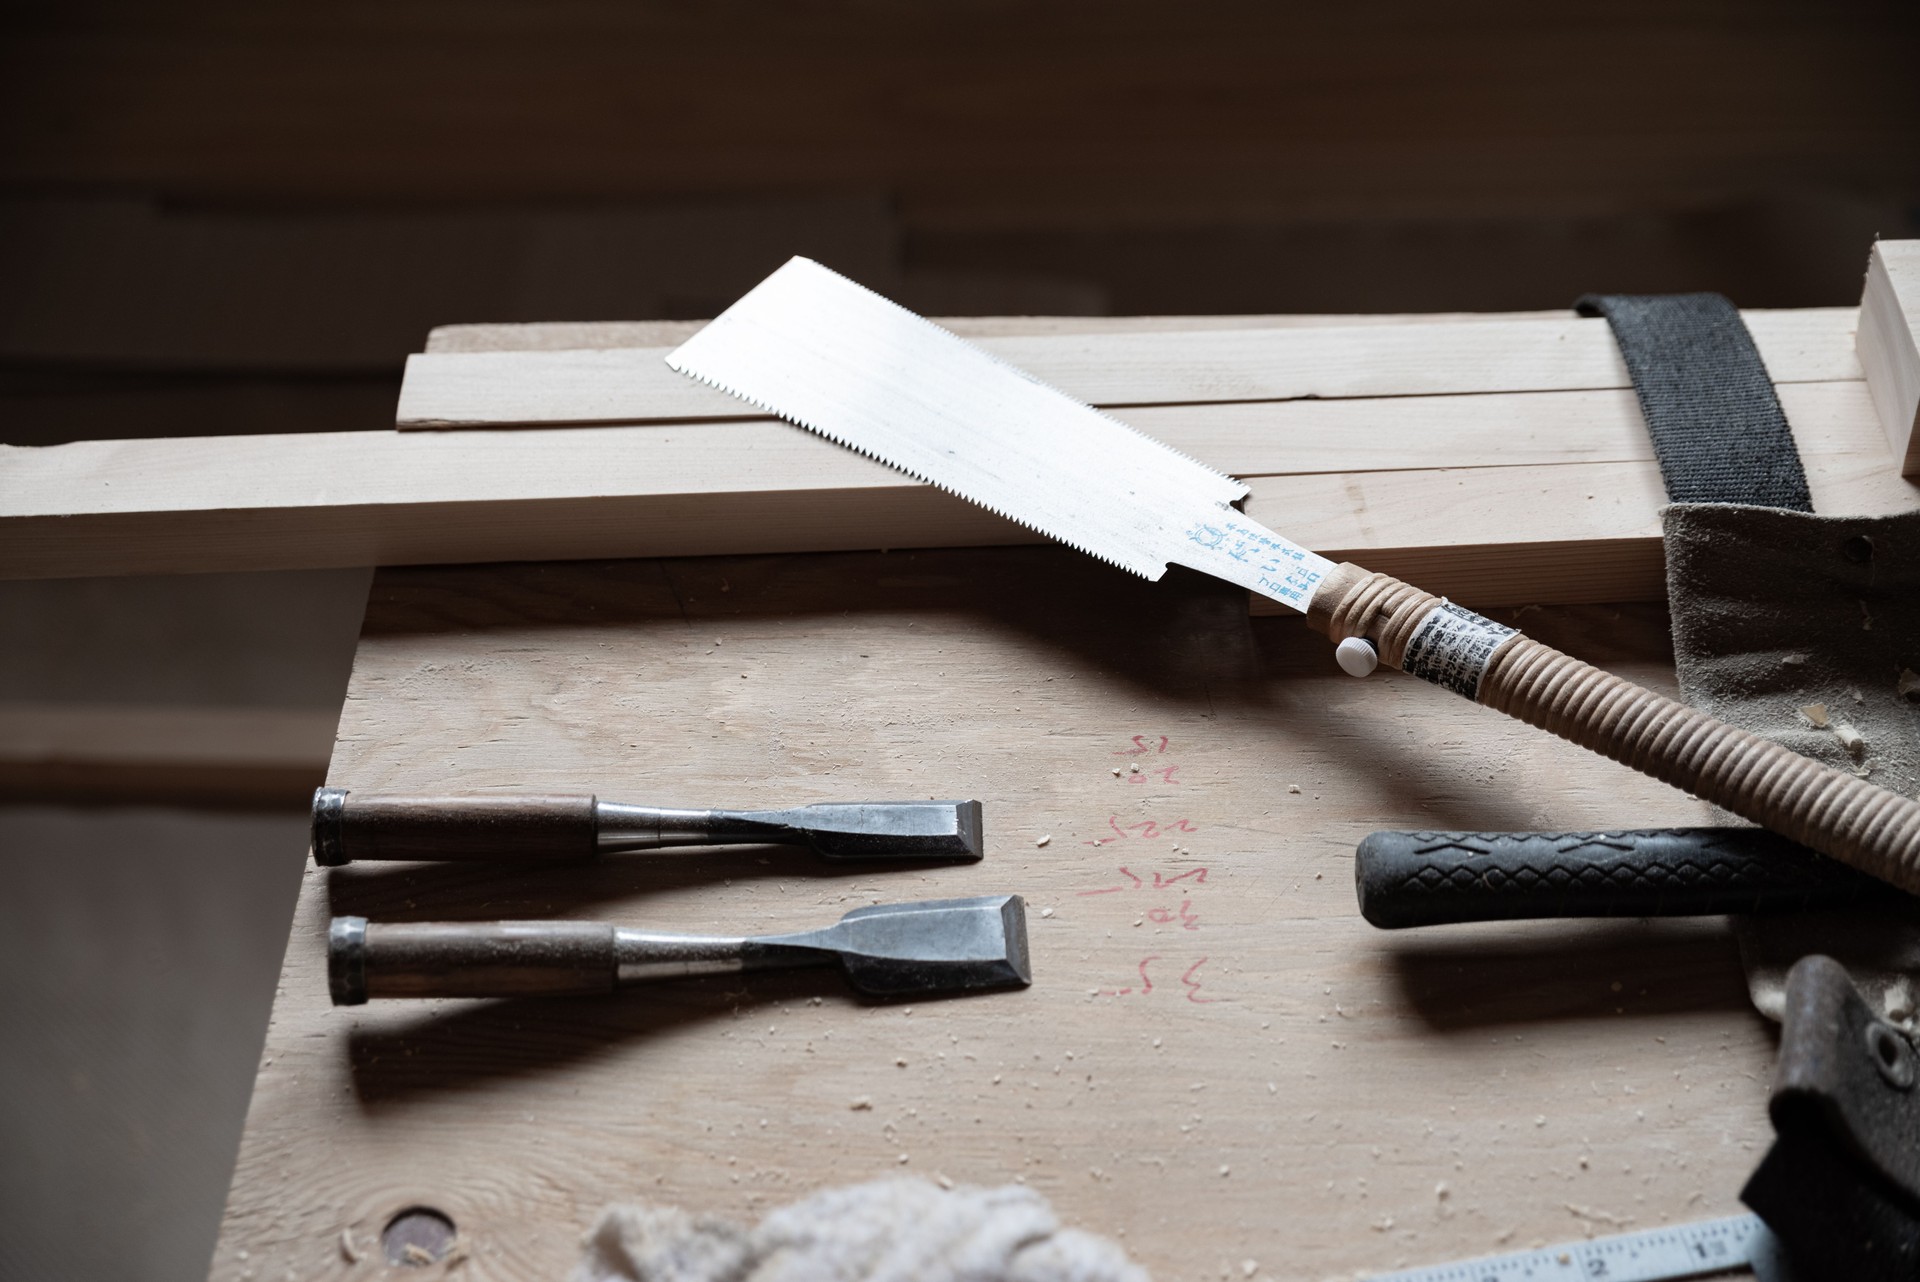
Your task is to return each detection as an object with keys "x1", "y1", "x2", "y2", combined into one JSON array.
[
  {"x1": 1797, "y1": 703, "x2": 1829, "y2": 728},
  {"x1": 1565, "y1": 1203, "x2": 1632, "y2": 1226}
]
